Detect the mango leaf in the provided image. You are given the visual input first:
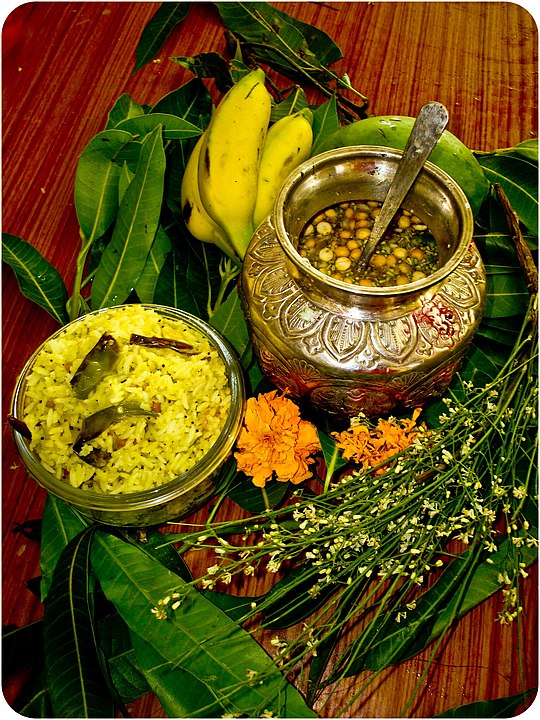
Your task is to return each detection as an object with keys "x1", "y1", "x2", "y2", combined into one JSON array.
[
  {"x1": 74, "y1": 129, "x2": 134, "y2": 241},
  {"x1": 164, "y1": 140, "x2": 197, "y2": 219},
  {"x1": 475, "y1": 314, "x2": 521, "y2": 346},
  {"x1": 151, "y1": 76, "x2": 213, "y2": 124},
  {"x1": 261, "y1": 564, "x2": 338, "y2": 629},
  {"x1": 475, "y1": 230, "x2": 525, "y2": 267},
  {"x1": 484, "y1": 269, "x2": 530, "y2": 318},
  {"x1": 458, "y1": 338, "x2": 509, "y2": 386},
  {"x1": 228, "y1": 474, "x2": 289, "y2": 512},
  {"x1": 153, "y1": 245, "x2": 199, "y2": 314},
  {"x1": 270, "y1": 86, "x2": 309, "y2": 122},
  {"x1": 106, "y1": 93, "x2": 147, "y2": 129},
  {"x1": 184, "y1": 238, "x2": 226, "y2": 316},
  {"x1": 346, "y1": 536, "x2": 537, "y2": 677},
  {"x1": 202, "y1": 589, "x2": 259, "y2": 622},
  {"x1": 97, "y1": 614, "x2": 150, "y2": 703},
  {"x1": 311, "y1": 94, "x2": 340, "y2": 156},
  {"x1": 40, "y1": 495, "x2": 90, "y2": 600},
  {"x1": 153, "y1": 236, "x2": 223, "y2": 319},
  {"x1": 210, "y1": 285, "x2": 251, "y2": 358},
  {"x1": 133, "y1": 2, "x2": 190, "y2": 73},
  {"x1": 318, "y1": 429, "x2": 348, "y2": 478},
  {"x1": 436, "y1": 690, "x2": 535, "y2": 718},
  {"x1": 477, "y1": 153, "x2": 538, "y2": 234},
  {"x1": 91, "y1": 531, "x2": 316, "y2": 718},
  {"x1": 43, "y1": 527, "x2": 115, "y2": 718},
  {"x1": 134, "y1": 225, "x2": 172, "y2": 302},
  {"x1": 91, "y1": 125, "x2": 166, "y2": 309},
  {"x1": 510, "y1": 138, "x2": 538, "y2": 162},
  {"x1": 170, "y1": 52, "x2": 233, "y2": 93},
  {"x1": 120, "y1": 527, "x2": 193, "y2": 582},
  {"x1": 2, "y1": 233, "x2": 69, "y2": 325},
  {"x1": 484, "y1": 138, "x2": 538, "y2": 163},
  {"x1": 130, "y1": 631, "x2": 228, "y2": 717},
  {"x1": 429, "y1": 536, "x2": 537, "y2": 641},
  {"x1": 214, "y1": 2, "x2": 341, "y2": 83},
  {"x1": 114, "y1": 112, "x2": 203, "y2": 140}
]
